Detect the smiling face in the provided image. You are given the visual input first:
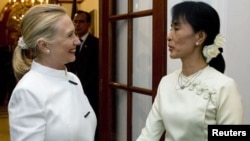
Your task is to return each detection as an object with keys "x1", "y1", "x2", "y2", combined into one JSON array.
[
  {"x1": 39, "y1": 15, "x2": 81, "y2": 69},
  {"x1": 167, "y1": 18, "x2": 200, "y2": 61}
]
